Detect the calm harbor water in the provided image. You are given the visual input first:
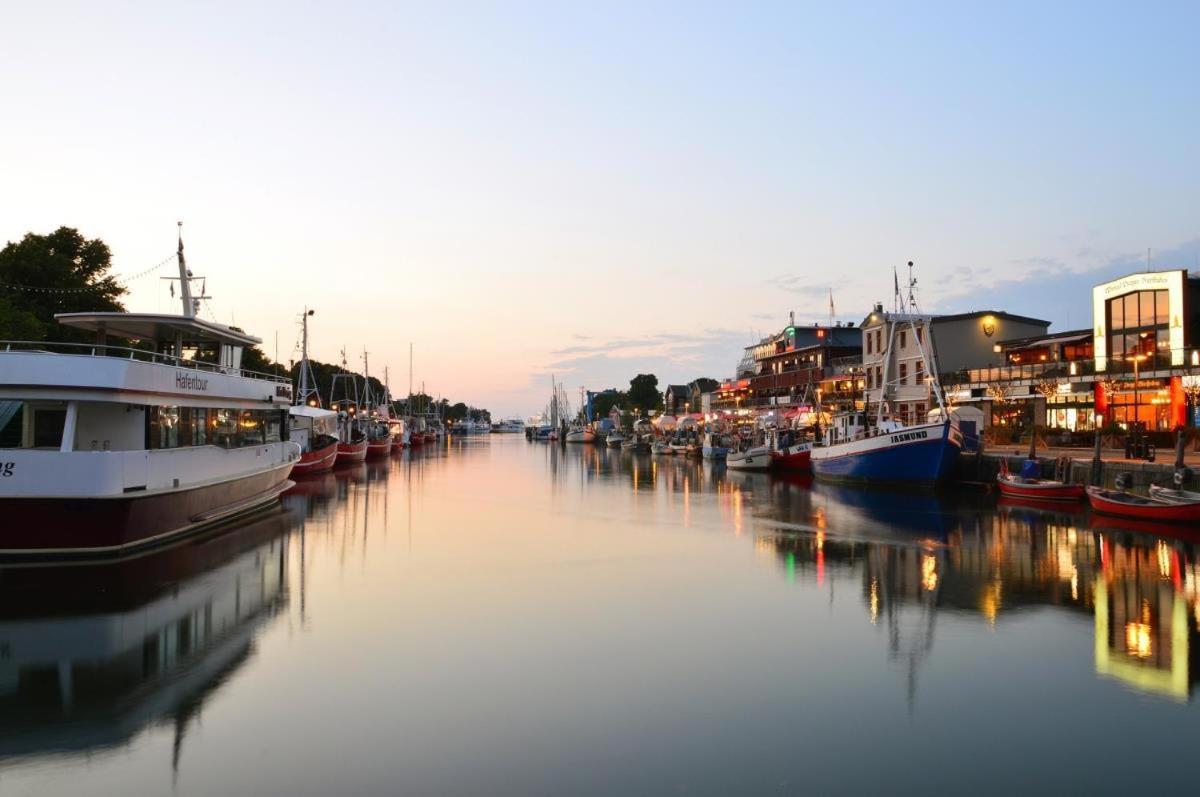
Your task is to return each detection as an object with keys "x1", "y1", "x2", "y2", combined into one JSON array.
[{"x1": 3, "y1": 436, "x2": 1200, "y2": 795}]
